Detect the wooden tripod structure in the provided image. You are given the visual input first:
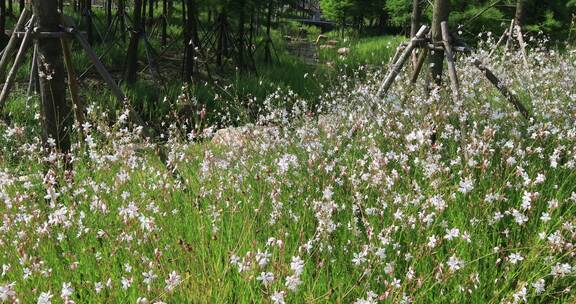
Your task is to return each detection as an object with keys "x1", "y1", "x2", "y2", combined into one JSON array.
[
  {"x1": 377, "y1": 23, "x2": 531, "y2": 121},
  {"x1": 0, "y1": 8, "x2": 152, "y2": 139}
]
